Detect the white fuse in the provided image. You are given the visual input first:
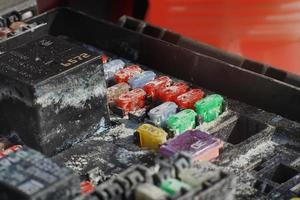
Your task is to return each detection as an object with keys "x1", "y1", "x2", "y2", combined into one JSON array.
[
  {"x1": 103, "y1": 59, "x2": 125, "y2": 81},
  {"x1": 178, "y1": 168, "x2": 220, "y2": 188},
  {"x1": 135, "y1": 183, "x2": 168, "y2": 200}
]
